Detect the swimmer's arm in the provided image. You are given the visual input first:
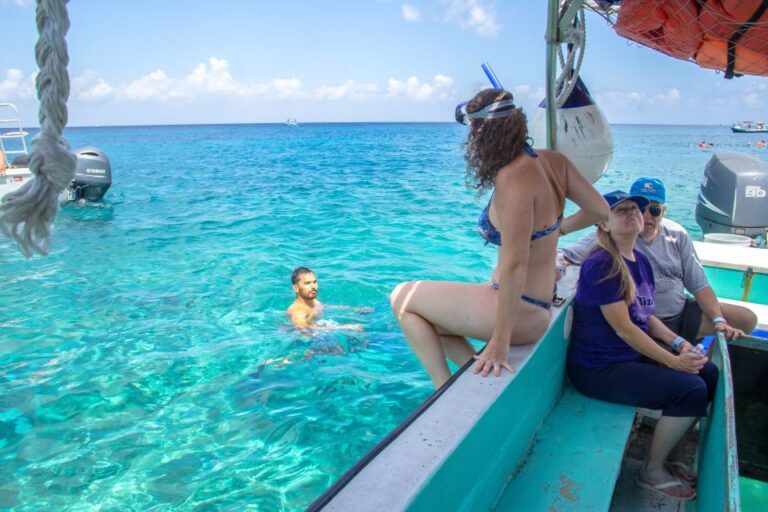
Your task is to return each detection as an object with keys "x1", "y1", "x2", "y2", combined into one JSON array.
[
  {"x1": 324, "y1": 305, "x2": 374, "y2": 314},
  {"x1": 288, "y1": 310, "x2": 313, "y2": 329},
  {"x1": 311, "y1": 323, "x2": 364, "y2": 332}
]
